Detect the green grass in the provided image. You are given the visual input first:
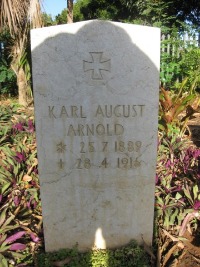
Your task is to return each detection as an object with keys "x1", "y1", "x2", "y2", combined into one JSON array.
[{"x1": 36, "y1": 241, "x2": 151, "y2": 267}]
